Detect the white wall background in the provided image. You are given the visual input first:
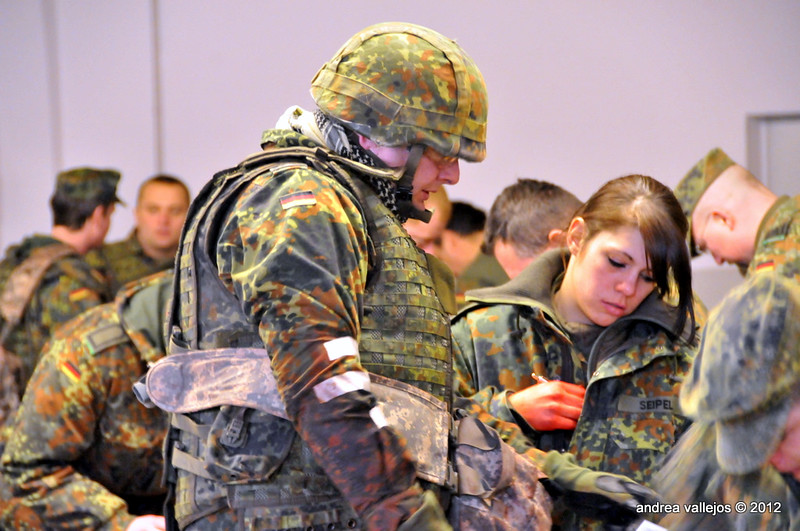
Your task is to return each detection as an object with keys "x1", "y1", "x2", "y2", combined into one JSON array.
[{"x1": 2, "y1": 0, "x2": 799, "y2": 307}]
